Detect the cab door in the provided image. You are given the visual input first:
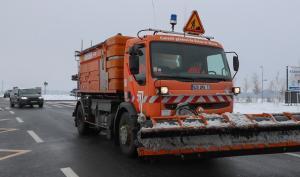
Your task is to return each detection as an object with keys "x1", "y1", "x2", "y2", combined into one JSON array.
[{"x1": 128, "y1": 44, "x2": 149, "y2": 115}]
